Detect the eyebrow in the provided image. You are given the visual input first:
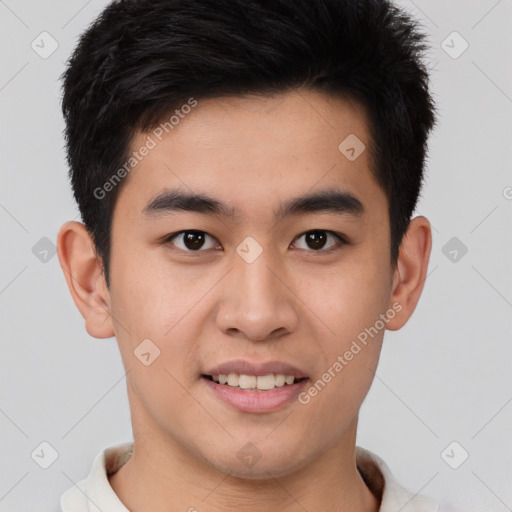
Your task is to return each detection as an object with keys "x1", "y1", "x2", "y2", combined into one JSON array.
[{"x1": 142, "y1": 187, "x2": 365, "y2": 221}]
